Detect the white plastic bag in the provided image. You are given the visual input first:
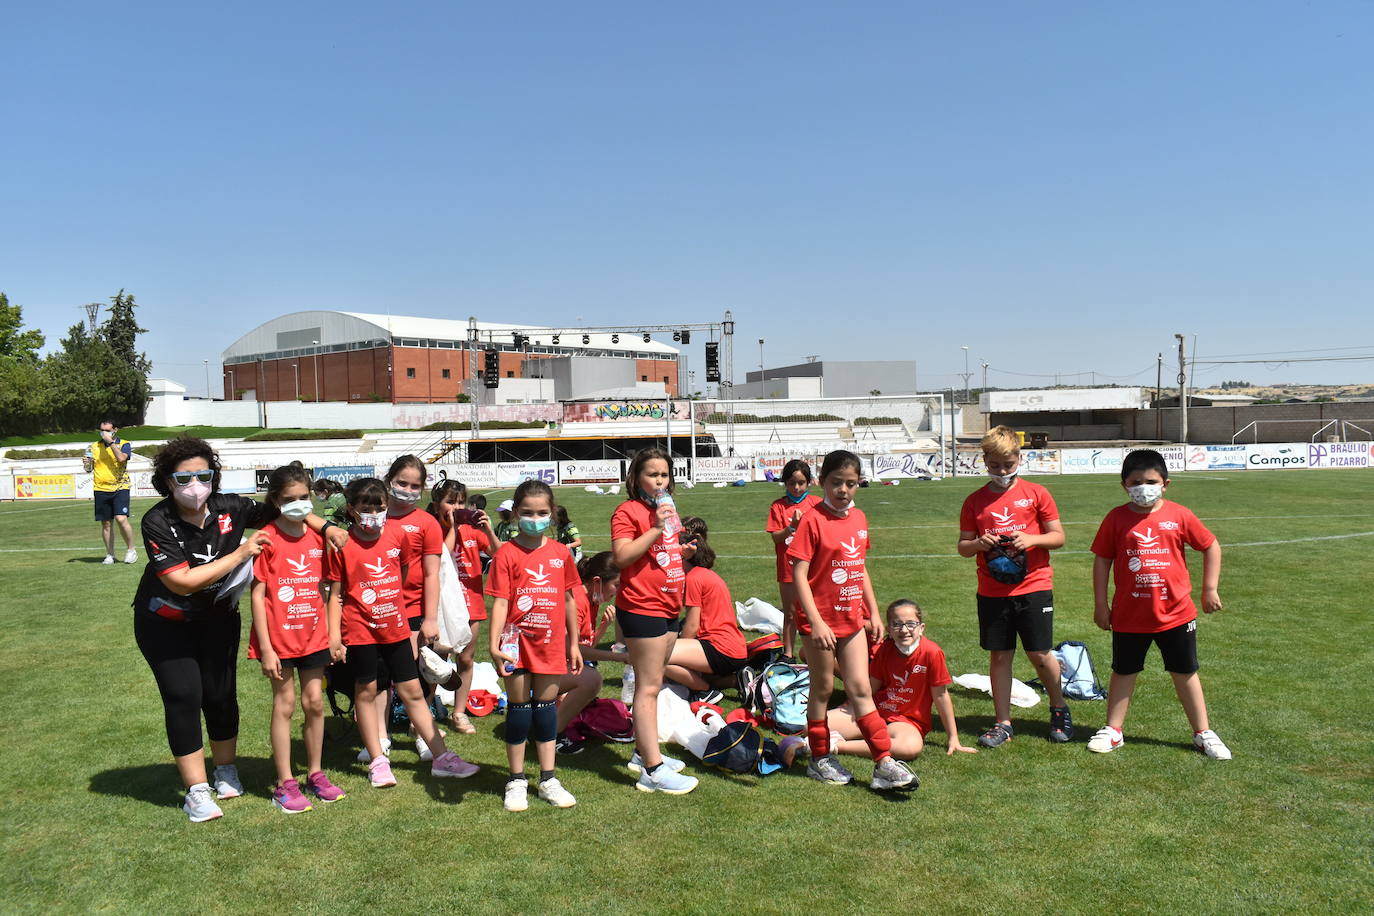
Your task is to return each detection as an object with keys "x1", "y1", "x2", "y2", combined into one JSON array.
[
  {"x1": 951, "y1": 673, "x2": 1042, "y2": 708},
  {"x1": 436, "y1": 550, "x2": 472, "y2": 653},
  {"x1": 470, "y1": 661, "x2": 501, "y2": 694},
  {"x1": 735, "y1": 597, "x2": 785, "y2": 635}
]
